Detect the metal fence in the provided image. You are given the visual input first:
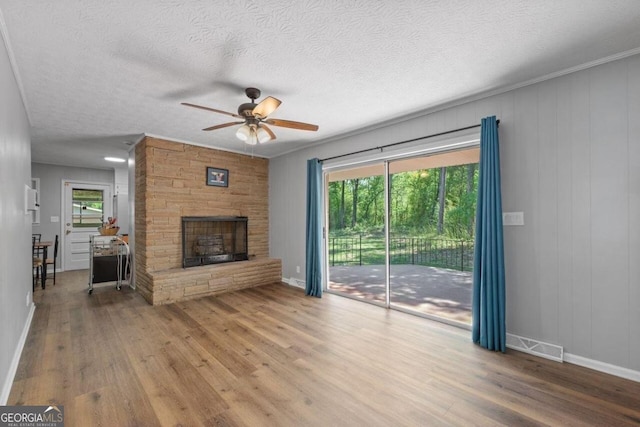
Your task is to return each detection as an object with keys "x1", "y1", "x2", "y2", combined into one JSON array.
[
  {"x1": 329, "y1": 235, "x2": 474, "y2": 271},
  {"x1": 328, "y1": 235, "x2": 363, "y2": 266}
]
